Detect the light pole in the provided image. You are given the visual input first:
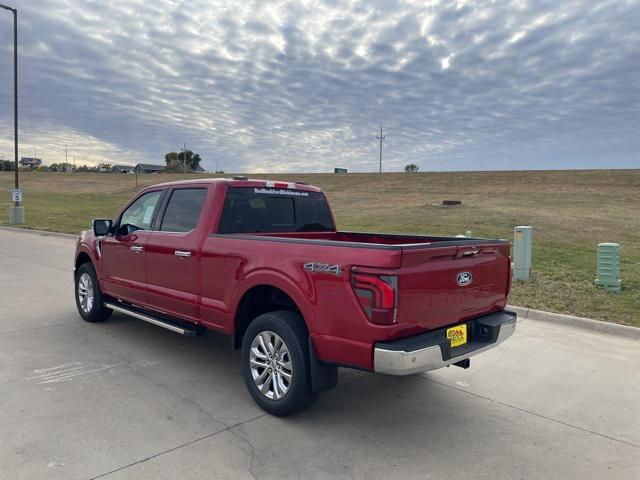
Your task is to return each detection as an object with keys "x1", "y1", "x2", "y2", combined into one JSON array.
[{"x1": 1, "y1": 3, "x2": 22, "y2": 223}]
